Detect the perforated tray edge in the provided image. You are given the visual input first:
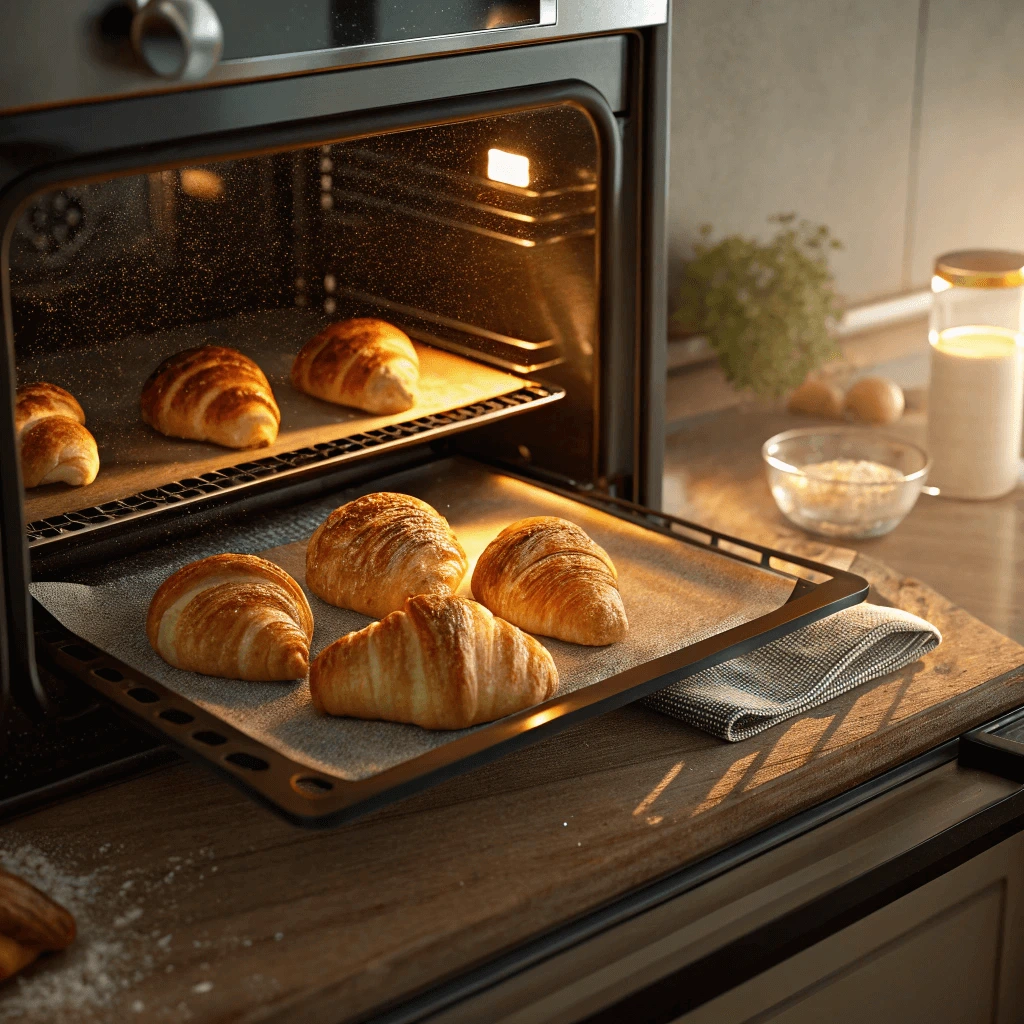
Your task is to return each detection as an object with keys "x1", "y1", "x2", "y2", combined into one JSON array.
[{"x1": 34, "y1": 479, "x2": 868, "y2": 829}]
